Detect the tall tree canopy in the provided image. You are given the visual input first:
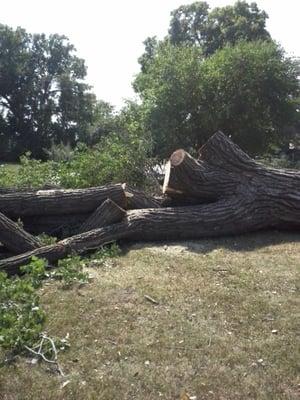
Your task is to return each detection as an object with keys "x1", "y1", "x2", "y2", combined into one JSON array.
[
  {"x1": 134, "y1": 41, "x2": 299, "y2": 158},
  {"x1": 168, "y1": 0, "x2": 270, "y2": 55},
  {"x1": 0, "y1": 24, "x2": 94, "y2": 160},
  {"x1": 134, "y1": 1, "x2": 299, "y2": 158}
]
